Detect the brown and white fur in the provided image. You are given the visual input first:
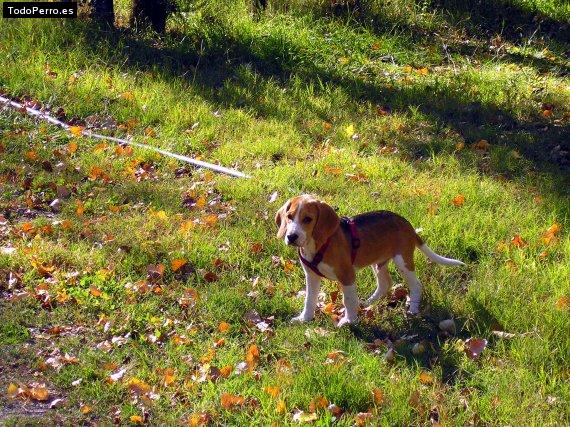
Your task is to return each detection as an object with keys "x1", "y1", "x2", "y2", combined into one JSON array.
[{"x1": 275, "y1": 195, "x2": 464, "y2": 327}]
